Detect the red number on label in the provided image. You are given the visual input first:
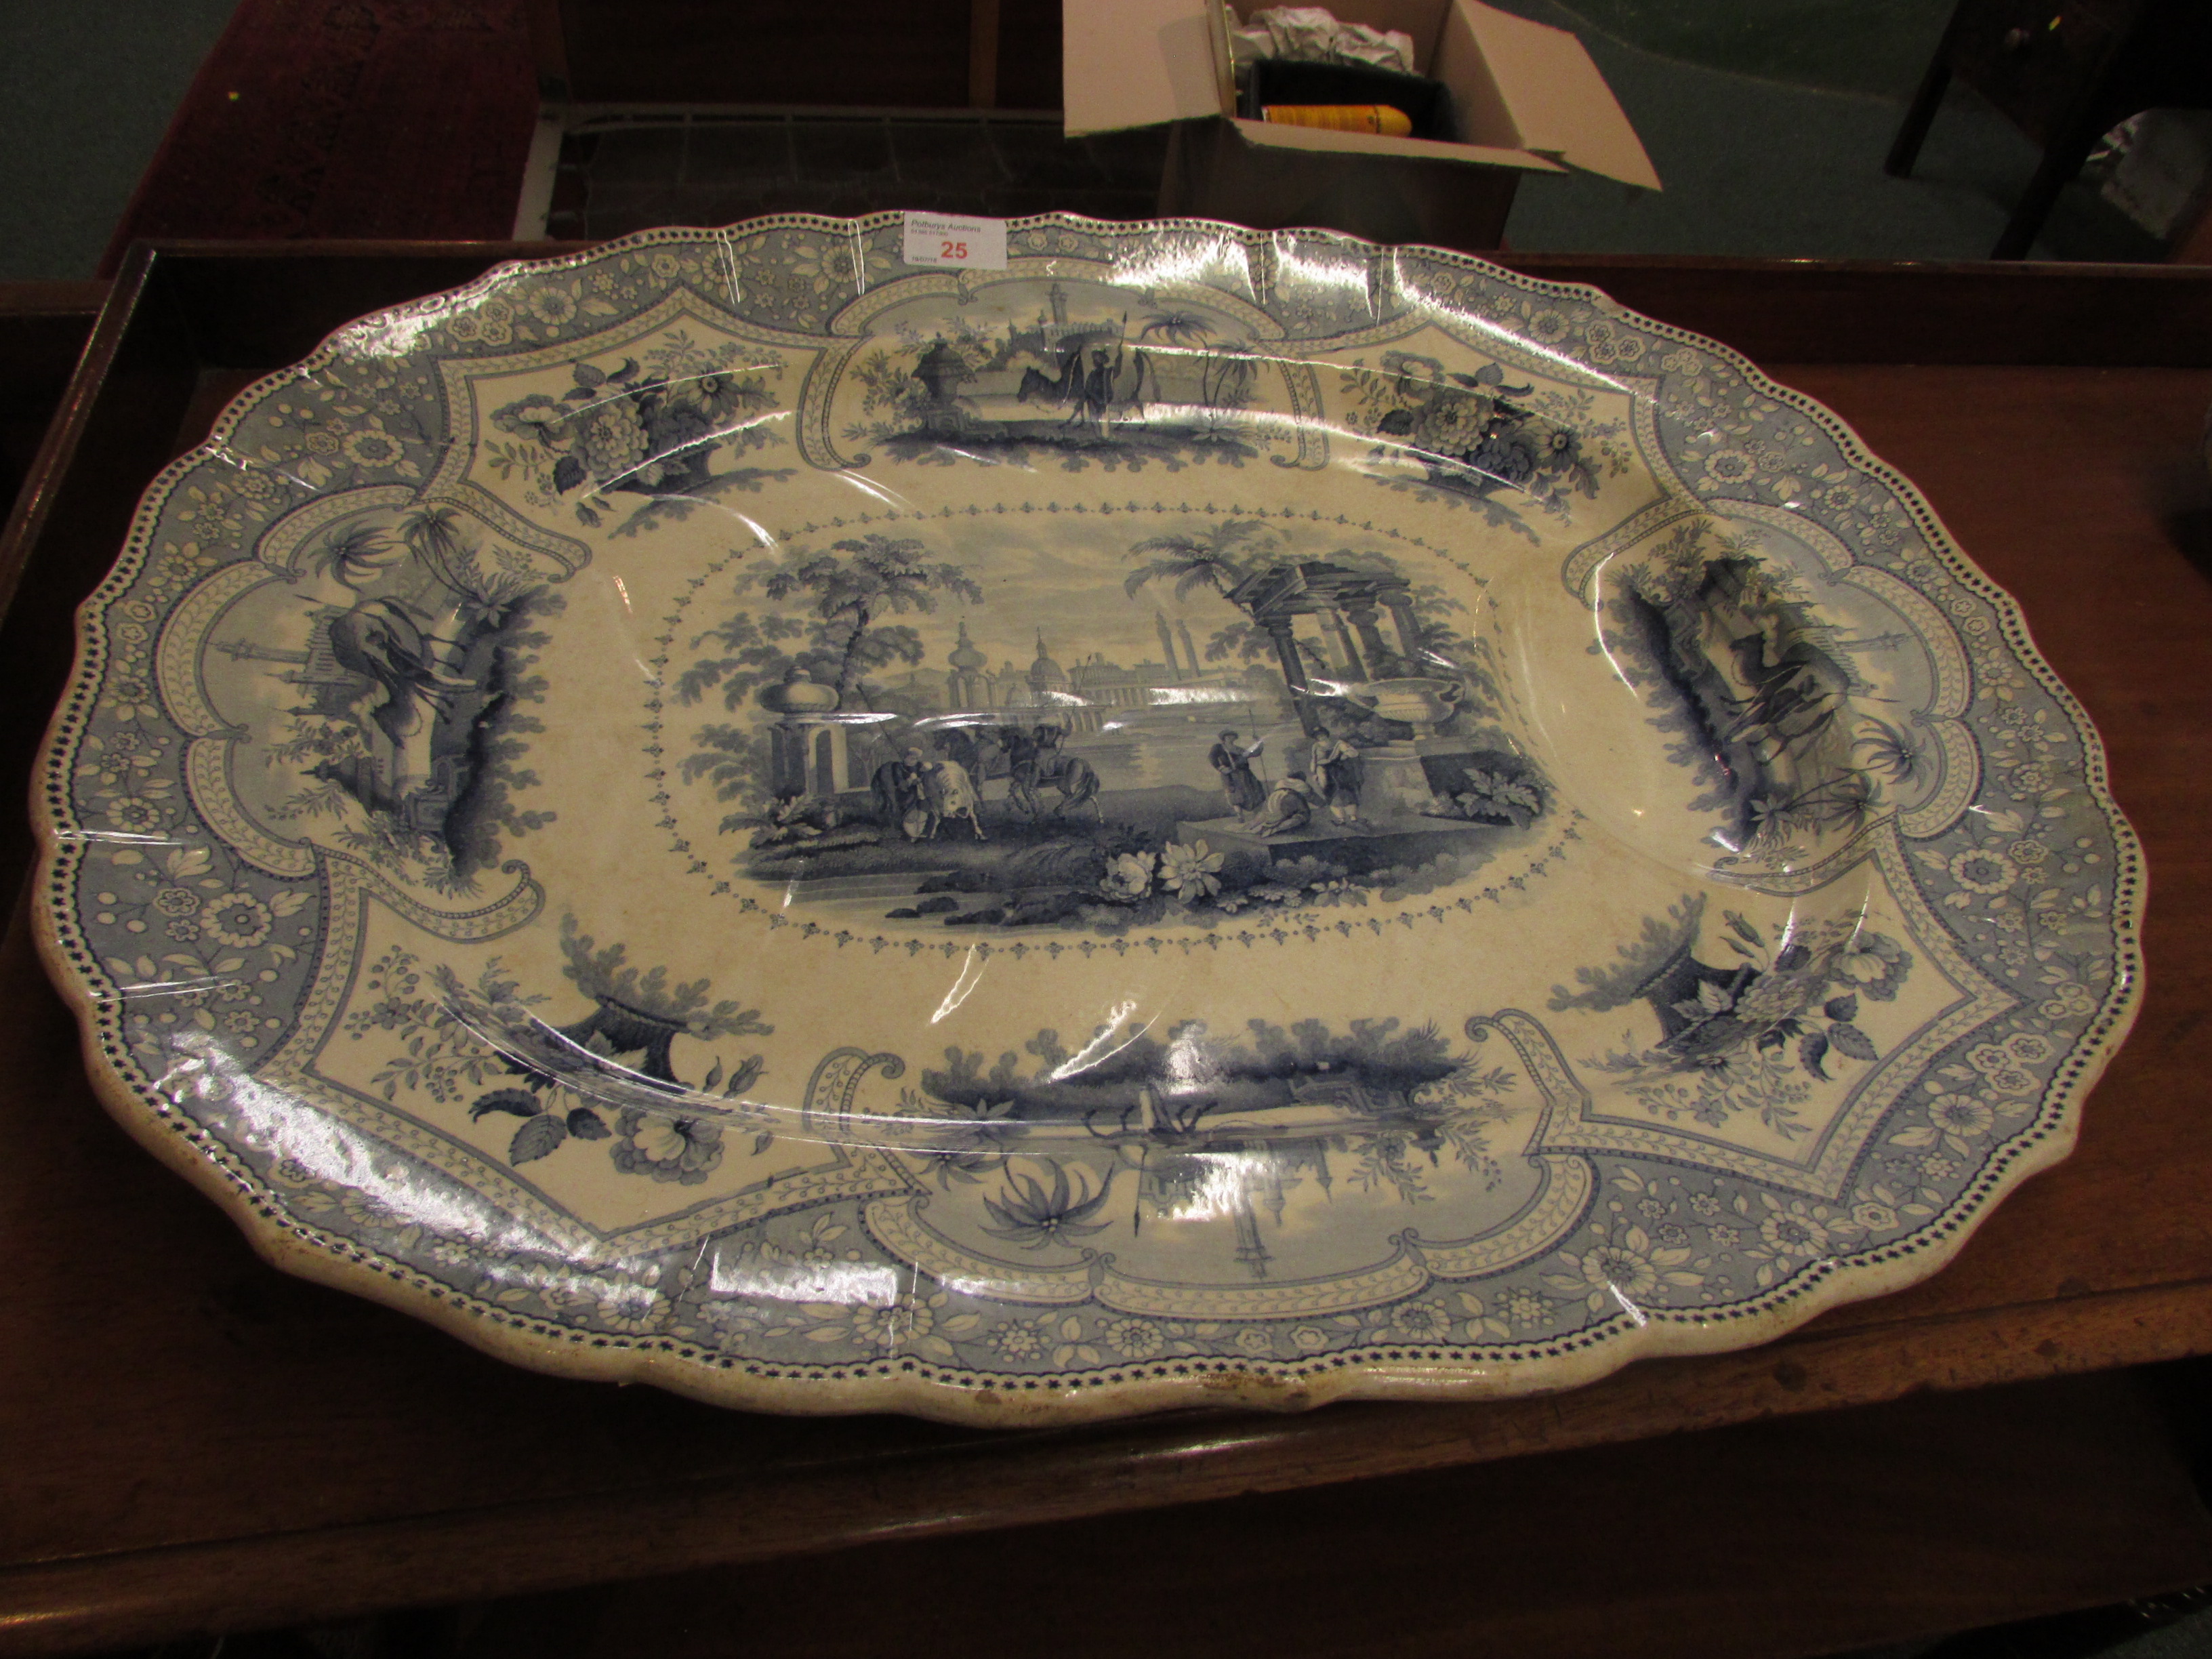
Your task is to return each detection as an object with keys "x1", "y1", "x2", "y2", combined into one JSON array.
[{"x1": 941, "y1": 240, "x2": 968, "y2": 260}]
